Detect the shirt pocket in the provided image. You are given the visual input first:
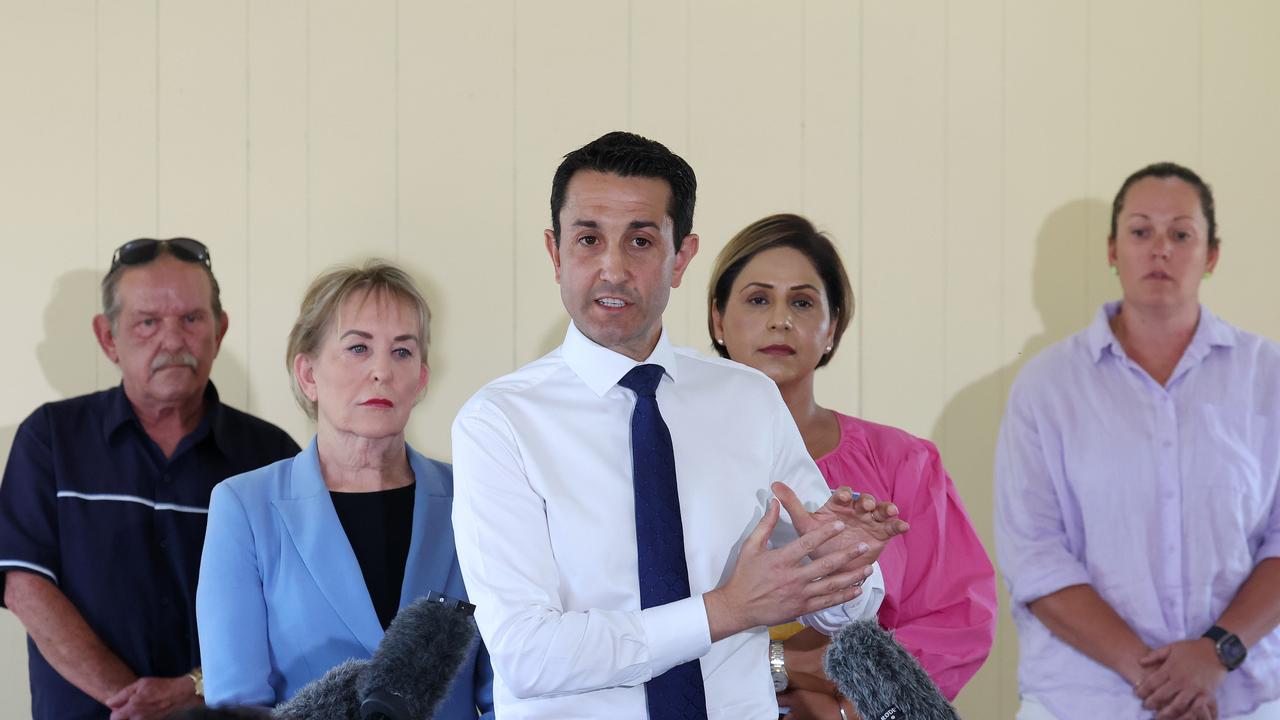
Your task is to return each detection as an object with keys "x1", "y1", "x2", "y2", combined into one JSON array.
[{"x1": 1191, "y1": 405, "x2": 1270, "y2": 535}]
